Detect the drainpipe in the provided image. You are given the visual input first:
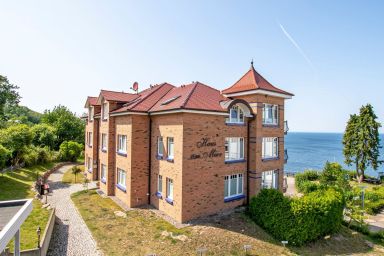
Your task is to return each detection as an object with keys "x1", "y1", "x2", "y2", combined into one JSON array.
[
  {"x1": 148, "y1": 117, "x2": 152, "y2": 205},
  {"x1": 246, "y1": 118, "x2": 250, "y2": 205}
]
